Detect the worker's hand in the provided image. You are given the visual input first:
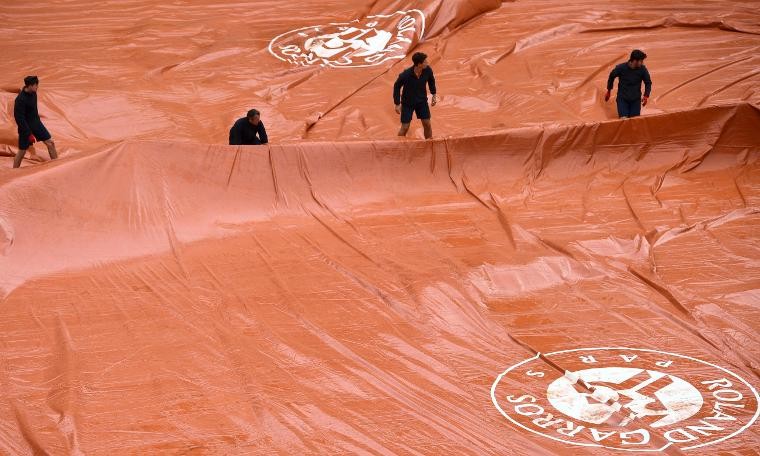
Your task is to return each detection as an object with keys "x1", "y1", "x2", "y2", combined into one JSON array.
[
  {"x1": 28, "y1": 134, "x2": 37, "y2": 144},
  {"x1": 642, "y1": 95, "x2": 649, "y2": 106},
  {"x1": 604, "y1": 90, "x2": 611, "y2": 102},
  {"x1": 395, "y1": 104, "x2": 401, "y2": 114},
  {"x1": 431, "y1": 95, "x2": 438, "y2": 106}
]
